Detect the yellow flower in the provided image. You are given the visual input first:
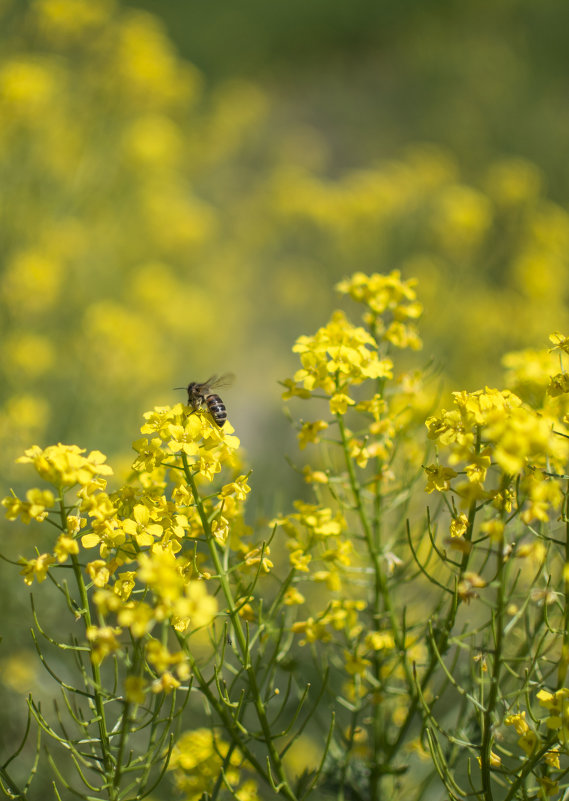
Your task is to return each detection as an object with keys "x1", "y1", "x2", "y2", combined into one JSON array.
[
  {"x1": 291, "y1": 309, "x2": 393, "y2": 395},
  {"x1": 289, "y1": 549, "x2": 311, "y2": 572},
  {"x1": 424, "y1": 464, "x2": 458, "y2": 493},
  {"x1": 1, "y1": 249, "x2": 63, "y2": 312},
  {"x1": 244, "y1": 546, "x2": 273, "y2": 573},
  {"x1": 291, "y1": 617, "x2": 331, "y2": 645},
  {"x1": 166, "y1": 424, "x2": 201, "y2": 457},
  {"x1": 547, "y1": 372, "x2": 569, "y2": 397},
  {"x1": 383, "y1": 320, "x2": 422, "y2": 350},
  {"x1": 284, "y1": 587, "x2": 305, "y2": 605},
  {"x1": 146, "y1": 639, "x2": 180, "y2": 674},
  {"x1": 86, "y1": 625, "x2": 122, "y2": 665},
  {"x1": 344, "y1": 649, "x2": 372, "y2": 676},
  {"x1": 291, "y1": 502, "x2": 345, "y2": 537},
  {"x1": 476, "y1": 751, "x2": 502, "y2": 769},
  {"x1": 132, "y1": 437, "x2": 167, "y2": 473},
  {"x1": 504, "y1": 710, "x2": 529, "y2": 735},
  {"x1": 113, "y1": 572, "x2": 136, "y2": 601},
  {"x1": 122, "y1": 114, "x2": 183, "y2": 169},
  {"x1": 0, "y1": 58, "x2": 58, "y2": 115},
  {"x1": 348, "y1": 438, "x2": 371, "y2": 468},
  {"x1": 123, "y1": 504, "x2": 163, "y2": 548},
  {"x1": 152, "y1": 671, "x2": 180, "y2": 694},
  {"x1": 365, "y1": 631, "x2": 395, "y2": 651},
  {"x1": 356, "y1": 394, "x2": 386, "y2": 422},
  {"x1": 118, "y1": 601, "x2": 155, "y2": 638},
  {"x1": 4, "y1": 333, "x2": 54, "y2": 378},
  {"x1": 140, "y1": 405, "x2": 178, "y2": 437},
  {"x1": 480, "y1": 519, "x2": 504, "y2": 543},
  {"x1": 335, "y1": 270, "x2": 421, "y2": 317},
  {"x1": 537, "y1": 687, "x2": 569, "y2": 732},
  {"x1": 297, "y1": 420, "x2": 328, "y2": 449},
  {"x1": 179, "y1": 581, "x2": 218, "y2": 630},
  {"x1": 464, "y1": 452, "x2": 491, "y2": 484},
  {"x1": 302, "y1": 466, "x2": 329, "y2": 484},
  {"x1": 19, "y1": 553, "x2": 55, "y2": 585},
  {"x1": 485, "y1": 157, "x2": 542, "y2": 207},
  {"x1": 432, "y1": 184, "x2": 492, "y2": 254},
  {"x1": 329, "y1": 392, "x2": 355, "y2": 415},
  {"x1": 518, "y1": 730, "x2": 540, "y2": 755},
  {"x1": 87, "y1": 560, "x2": 111, "y2": 588},
  {"x1": 54, "y1": 534, "x2": 79, "y2": 562},
  {"x1": 210, "y1": 515, "x2": 229, "y2": 545},
  {"x1": 549, "y1": 331, "x2": 569, "y2": 355},
  {"x1": 449, "y1": 514, "x2": 468, "y2": 538},
  {"x1": 35, "y1": 0, "x2": 114, "y2": 42},
  {"x1": 138, "y1": 549, "x2": 183, "y2": 603},
  {"x1": 168, "y1": 728, "x2": 246, "y2": 796},
  {"x1": 281, "y1": 378, "x2": 311, "y2": 399},
  {"x1": 220, "y1": 475, "x2": 251, "y2": 500},
  {"x1": 197, "y1": 452, "x2": 222, "y2": 481},
  {"x1": 2, "y1": 489, "x2": 54, "y2": 523},
  {"x1": 17, "y1": 444, "x2": 112, "y2": 488},
  {"x1": 545, "y1": 747, "x2": 560, "y2": 769}
]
